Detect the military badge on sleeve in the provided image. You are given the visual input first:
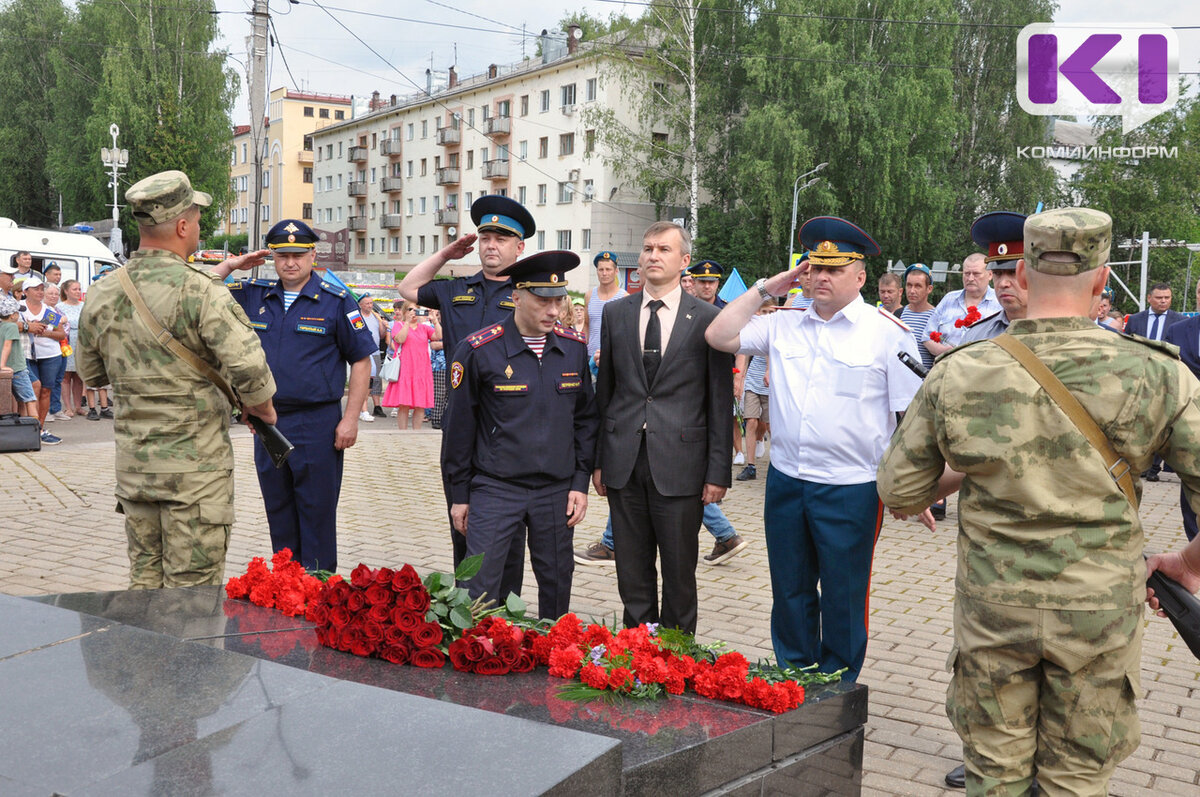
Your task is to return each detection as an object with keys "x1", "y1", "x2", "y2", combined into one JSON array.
[
  {"x1": 450, "y1": 361, "x2": 464, "y2": 389},
  {"x1": 346, "y1": 309, "x2": 366, "y2": 330}
]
